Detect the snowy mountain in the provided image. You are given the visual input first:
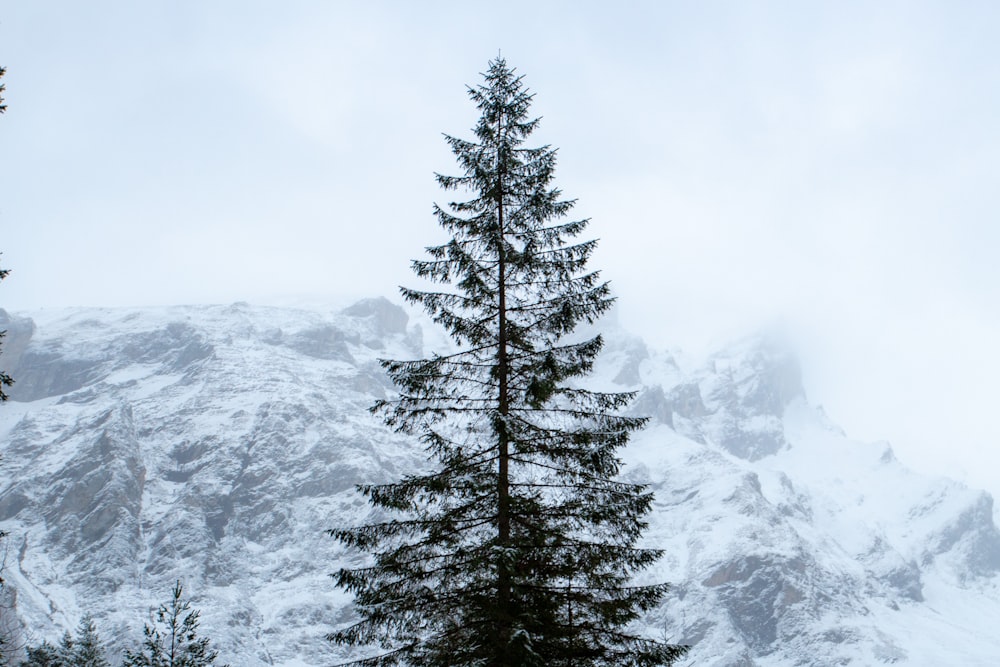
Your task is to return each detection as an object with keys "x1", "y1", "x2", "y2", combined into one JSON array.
[{"x1": 1, "y1": 300, "x2": 999, "y2": 666}]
